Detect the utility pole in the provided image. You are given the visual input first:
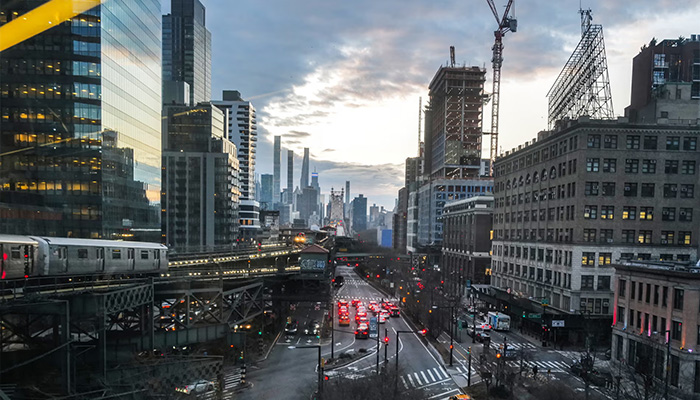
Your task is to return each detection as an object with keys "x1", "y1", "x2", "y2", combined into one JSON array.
[
  {"x1": 449, "y1": 306, "x2": 455, "y2": 366},
  {"x1": 467, "y1": 346, "x2": 472, "y2": 387},
  {"x1": 384, "y1": 328, "x2": 388, "y2": 363}
]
